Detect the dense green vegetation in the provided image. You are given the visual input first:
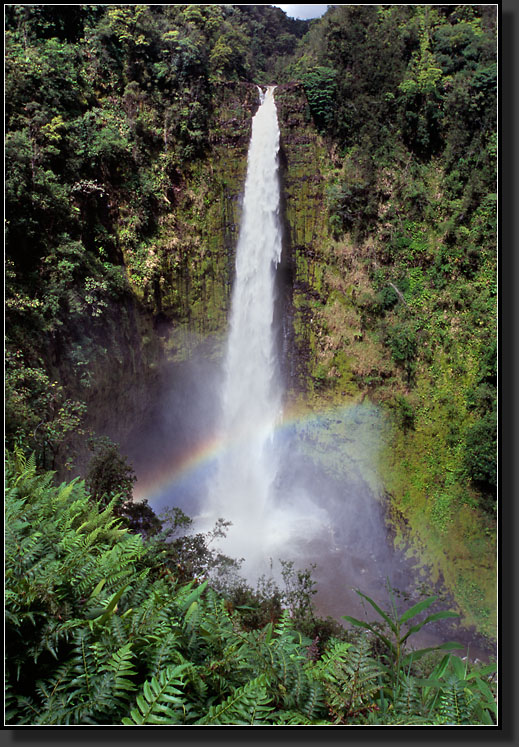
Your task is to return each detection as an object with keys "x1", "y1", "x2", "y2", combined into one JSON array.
[
  {"x1": 5, "y1": 3, "x2": 307, "y2": 469},
  {"x1": 278, "y1": 5, "x2": 496, "y2": 636},
  {"x1": 6, "y1": 451, "x2": 497, "y2": 725},
  {"x1": 5, "y1": 4, "x2": 497, "y2": 724},
  {"x1": 291, "y1": 4, "x2": 496, "y2": 510}
]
